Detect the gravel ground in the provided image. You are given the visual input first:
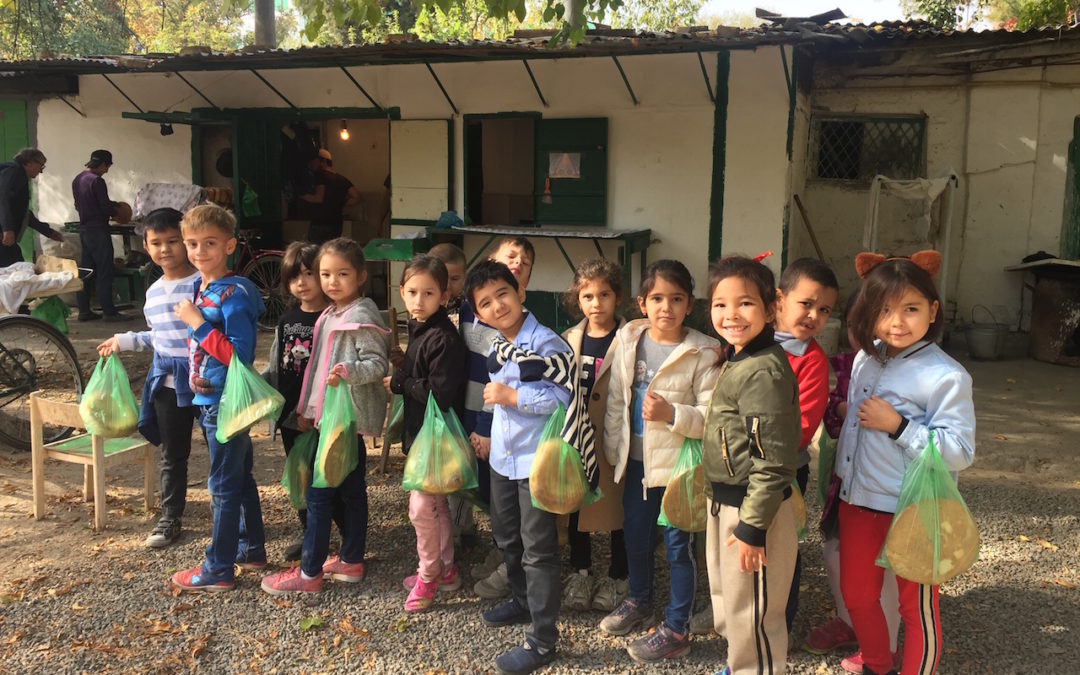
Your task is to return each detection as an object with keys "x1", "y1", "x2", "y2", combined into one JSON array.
[{"x1": 0, "y1": 322, "x2": 1077, "y2": 674}]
